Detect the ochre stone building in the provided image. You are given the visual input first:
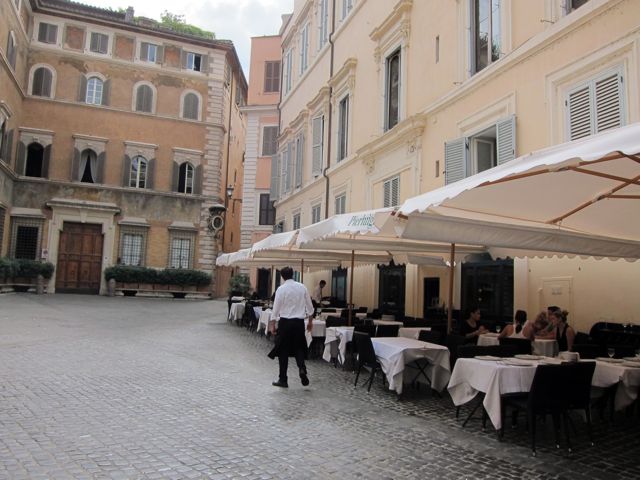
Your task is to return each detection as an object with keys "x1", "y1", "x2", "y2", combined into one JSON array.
[{"x1": 0, "y1": 0, "x2": 246, "y2": 295}]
